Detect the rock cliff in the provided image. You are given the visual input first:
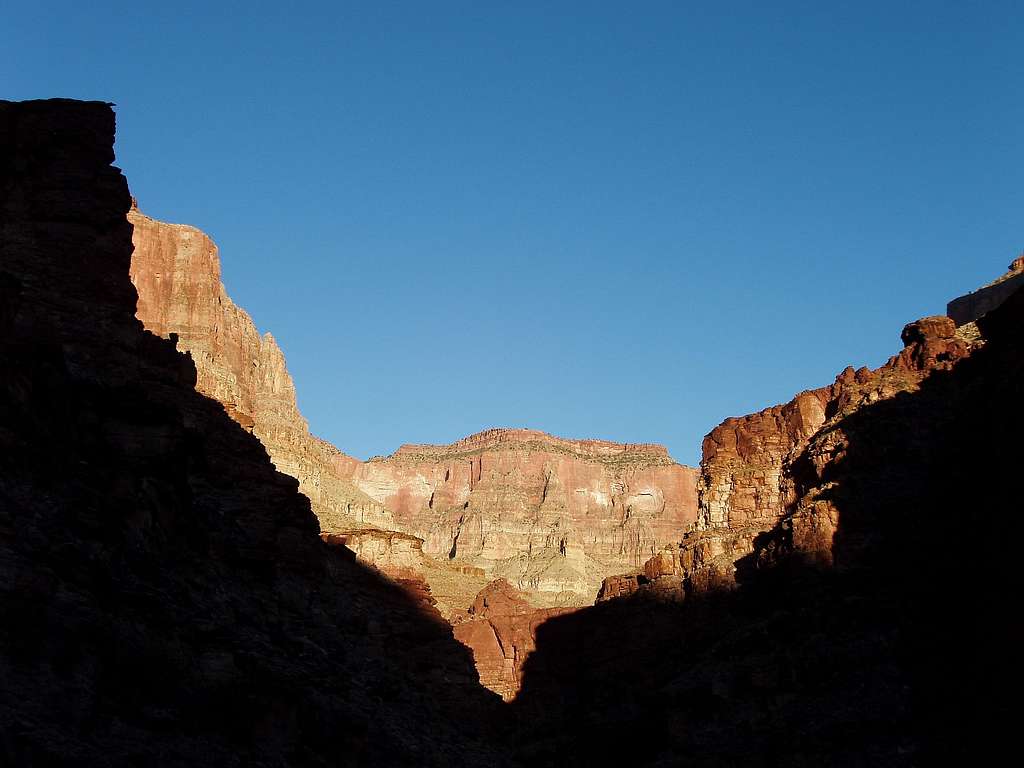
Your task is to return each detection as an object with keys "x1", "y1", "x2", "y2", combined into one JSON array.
[
  {"x1": 343, "y1": 428, "x2": 698, "y2": 600},
  {"x1": 518, "y1": 269, "x2": 1021, "y2": 766},
  {"x1": 127, "y1": 204, "x2": 394, "y2": 533},
  {"x1": 599, "y1": 309, "x2": 977, "y2": 599},
  {"x1": 127, "y1": 210, "x2": 697, "y2": 606},
  {"x1": 2, "y1": 97, "x2": 1014, "y2": 766},
  {"x1": 947, "y1": 254, "x2": 1024, "y2": 327},
  {"x1": 451, "y1": 580, "x2": 572, "y2": 700},
  {"x1": 0, "y1": 98, "x2": 505, "y2": 767}
]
